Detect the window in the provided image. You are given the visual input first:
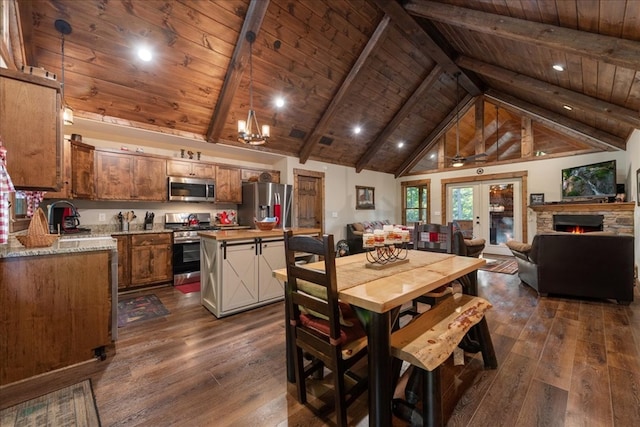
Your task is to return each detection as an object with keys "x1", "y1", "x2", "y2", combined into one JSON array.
[{"x1": 401, "y1": 180, "x2": 429, "y2": 225}]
